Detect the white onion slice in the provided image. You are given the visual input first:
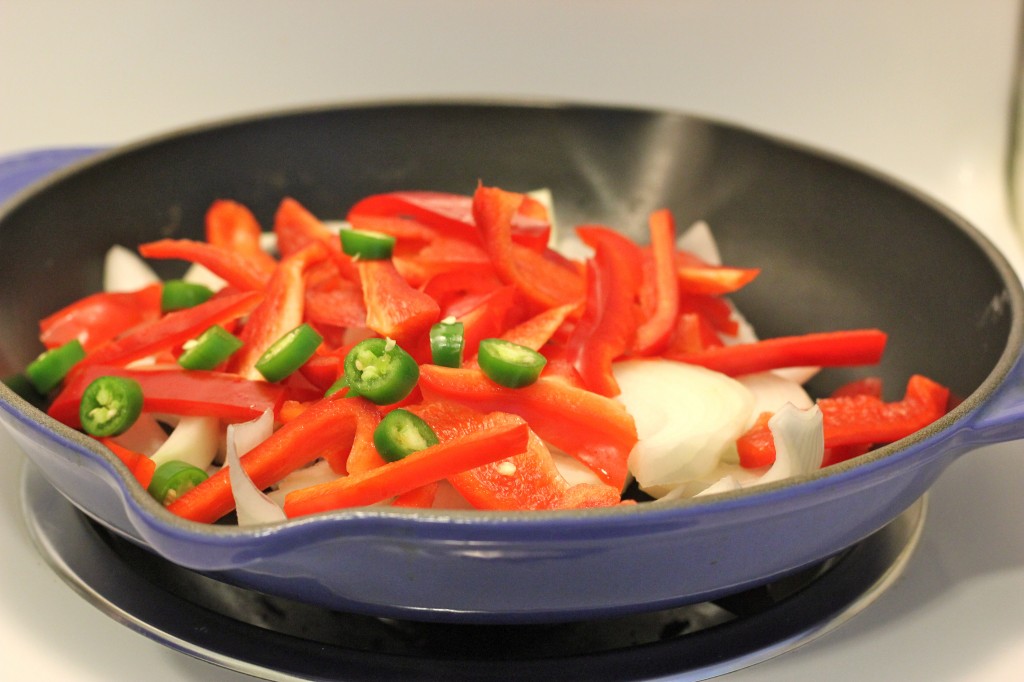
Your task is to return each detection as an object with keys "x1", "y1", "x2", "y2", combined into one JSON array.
[
  {"x1": 226, "y1": 409, "x2": 286, "y2": 524},
  {"x1": 182, "y1": 262, "x2": 228, "y2": 291},
  {"x1": 756, "y1": 403, "x2": 824, "y2": 486},
  {"x1": 267, "y1": 459, "x2": 337, "y2": 505},
  {"x1": 739, "y1": 372, "x2": 814, "y2": 420},
  {"x1": 103, "y1": 244, "x2": 160, "y2": 293},
  {"x1": 149, "y1": 415, "x2": 220, "y2": 469},
  {"x1": 615, "y1": 359, "x2": 753, "y2": 495}
]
